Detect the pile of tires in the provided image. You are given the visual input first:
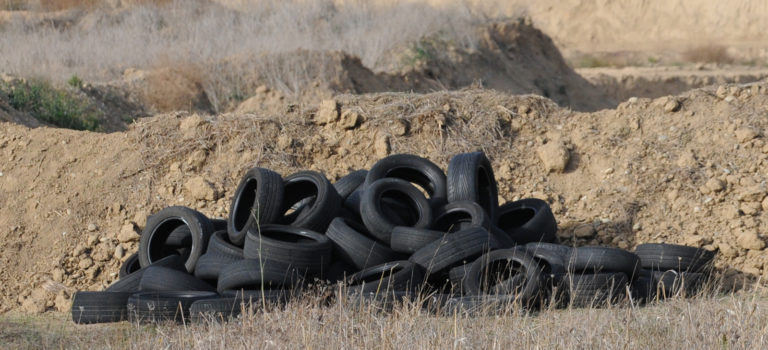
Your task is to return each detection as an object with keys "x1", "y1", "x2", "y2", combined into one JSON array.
[{"x1": 71, "y1": 152, "x2": 716, "y2": 324}]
